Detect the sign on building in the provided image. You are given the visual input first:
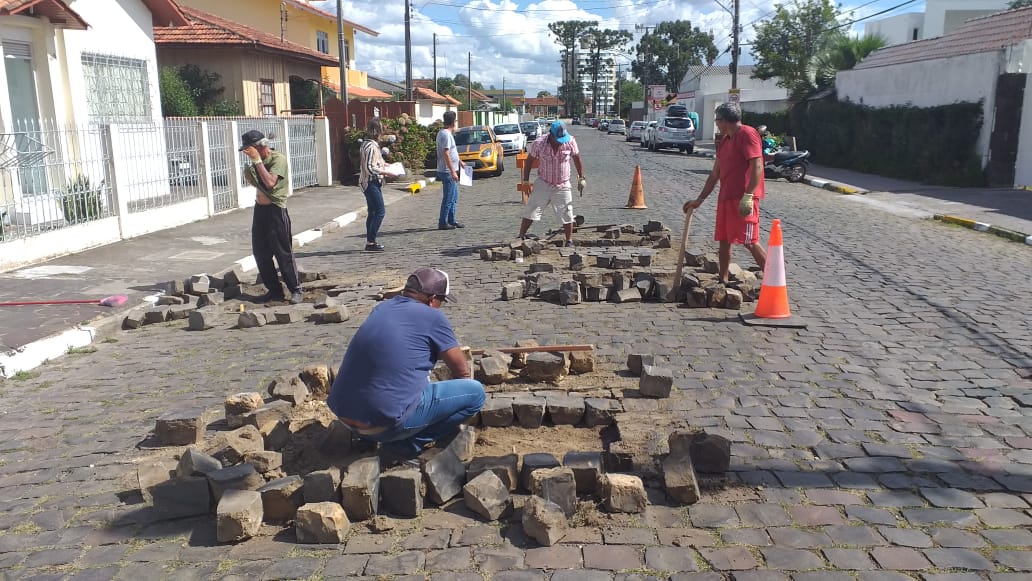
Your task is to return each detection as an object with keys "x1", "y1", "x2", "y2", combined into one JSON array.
[{"x1": 727, "y1": 88, "x2": 740, "y2": 104}]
